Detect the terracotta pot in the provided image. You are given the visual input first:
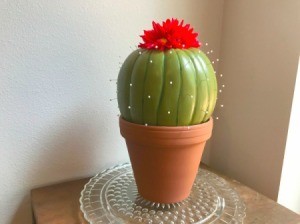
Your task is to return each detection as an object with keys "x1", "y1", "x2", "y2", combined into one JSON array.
[{"x1": 119, "y1": 117, "x2": 213, "y2": 203}]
